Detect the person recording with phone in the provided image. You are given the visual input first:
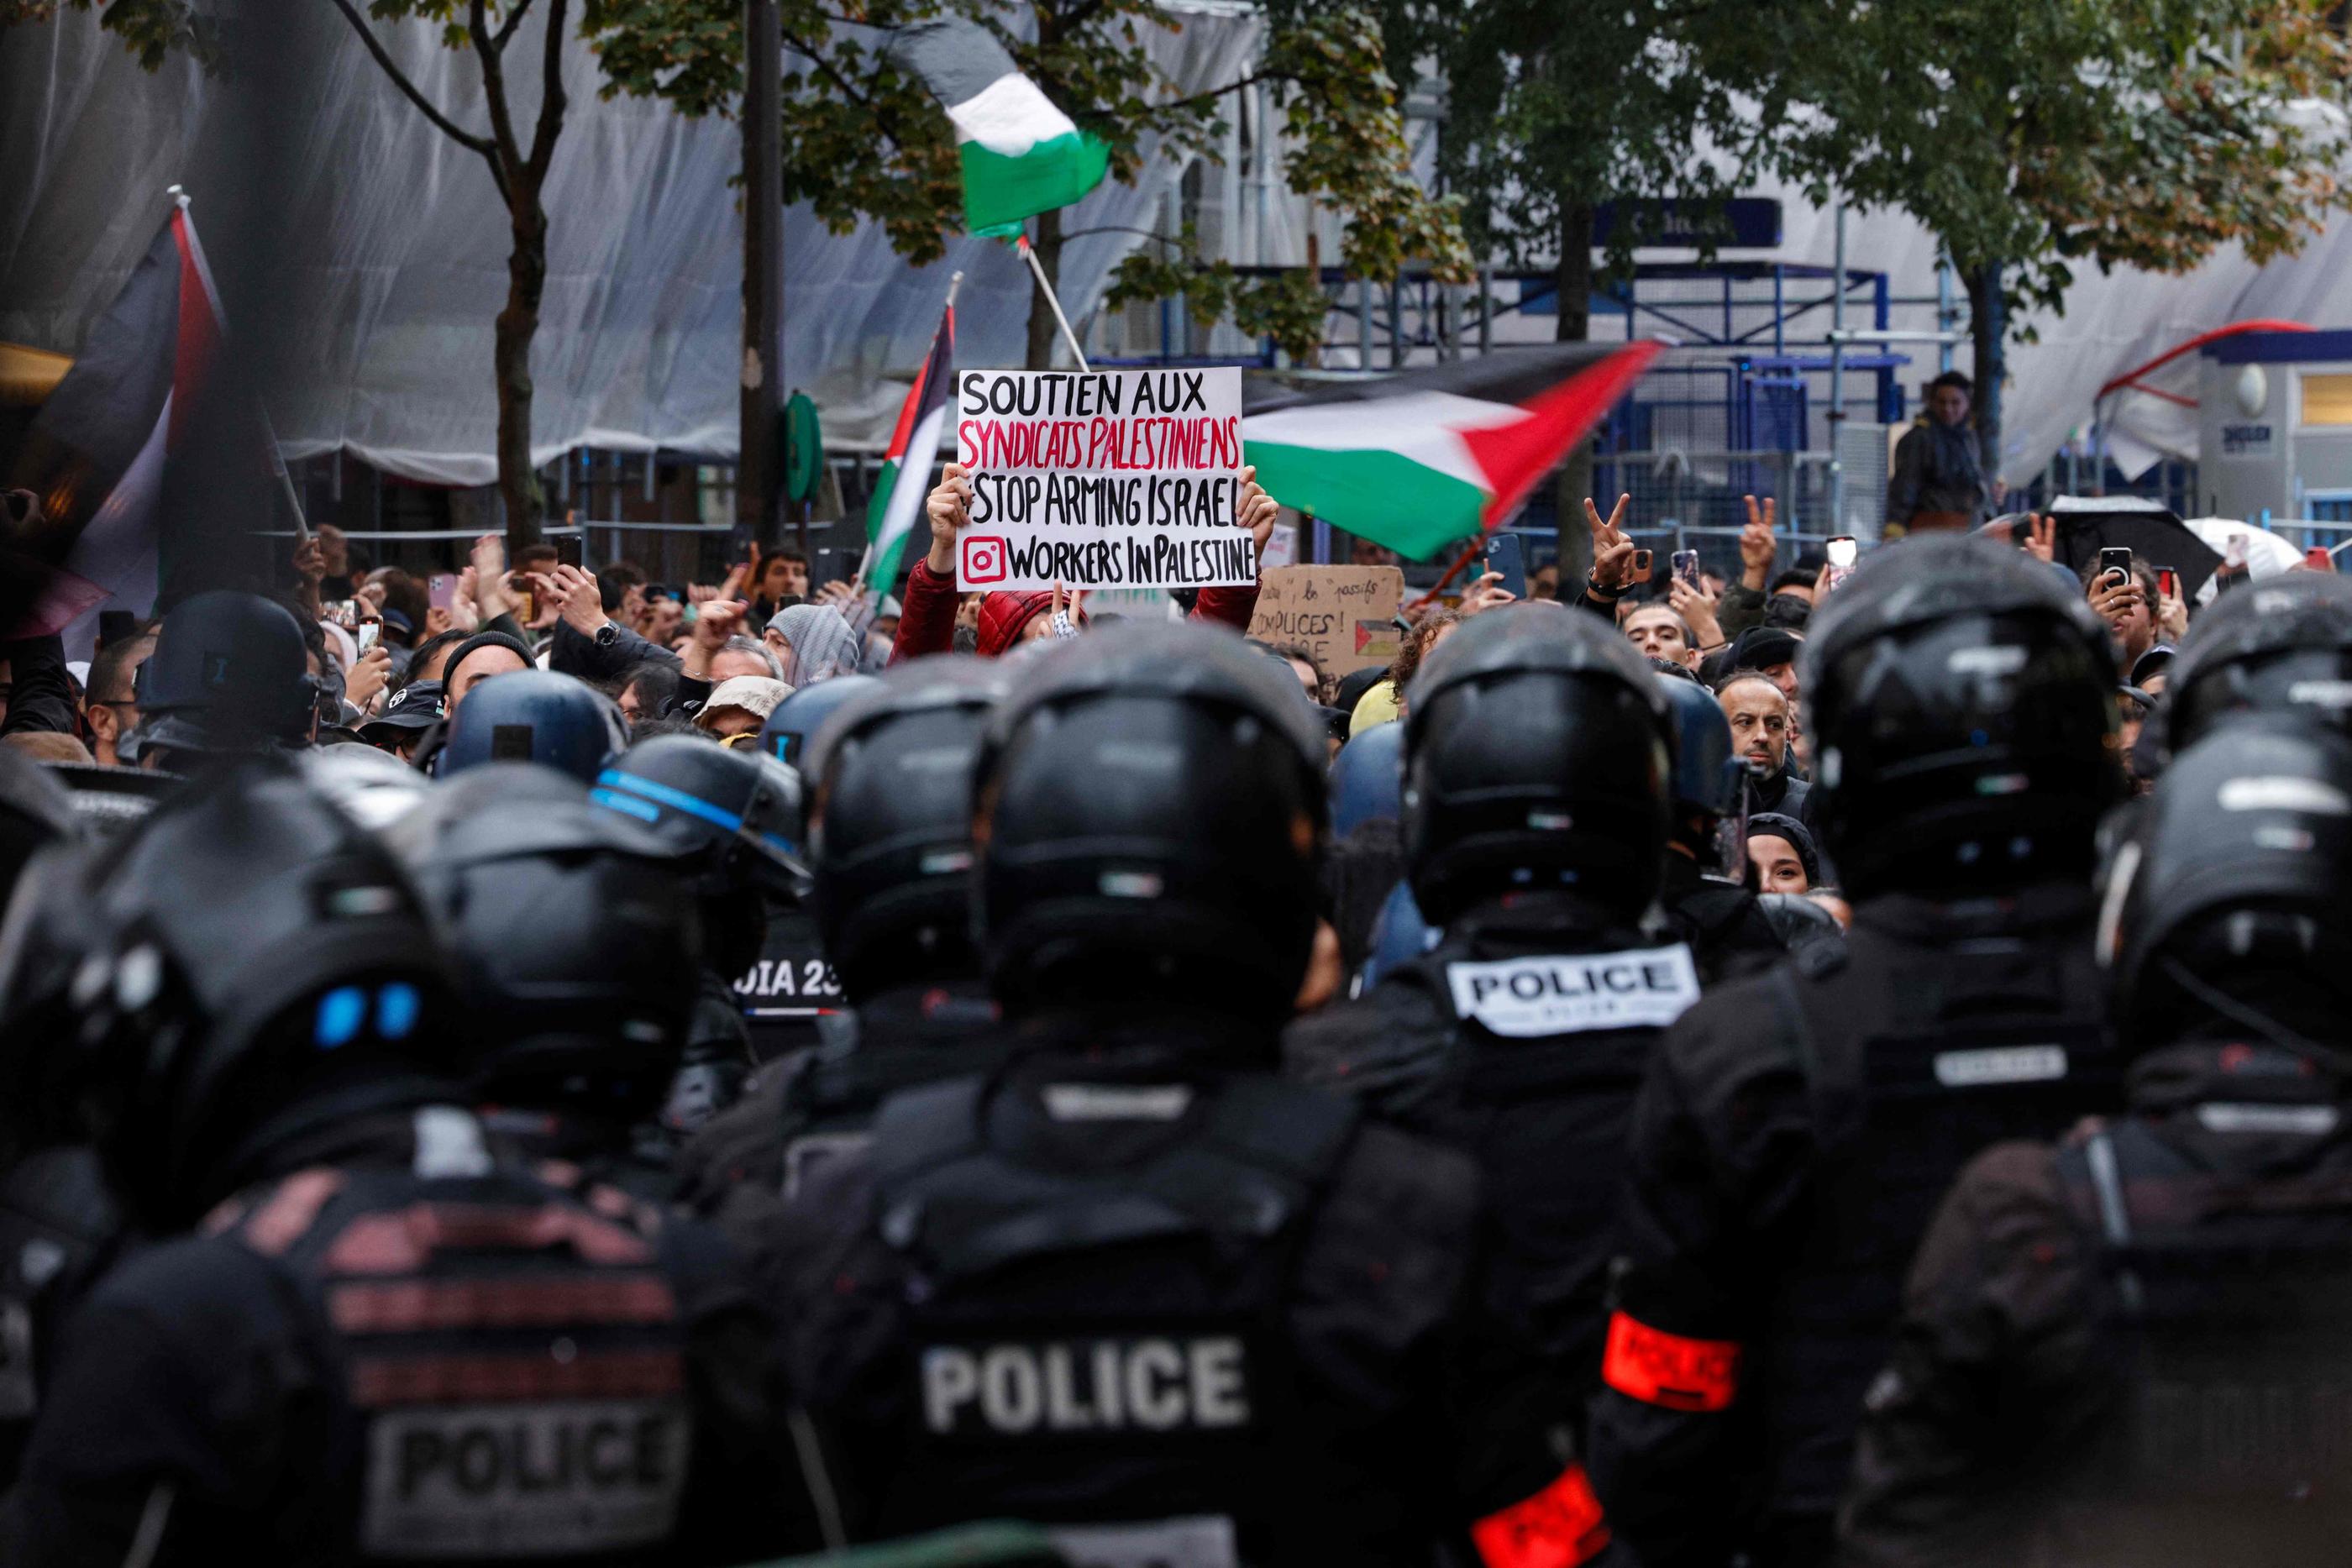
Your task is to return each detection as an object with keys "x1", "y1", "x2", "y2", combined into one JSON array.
[{"x1": 2082, "y1": 549, "x2": 2170, "y2": 686}]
